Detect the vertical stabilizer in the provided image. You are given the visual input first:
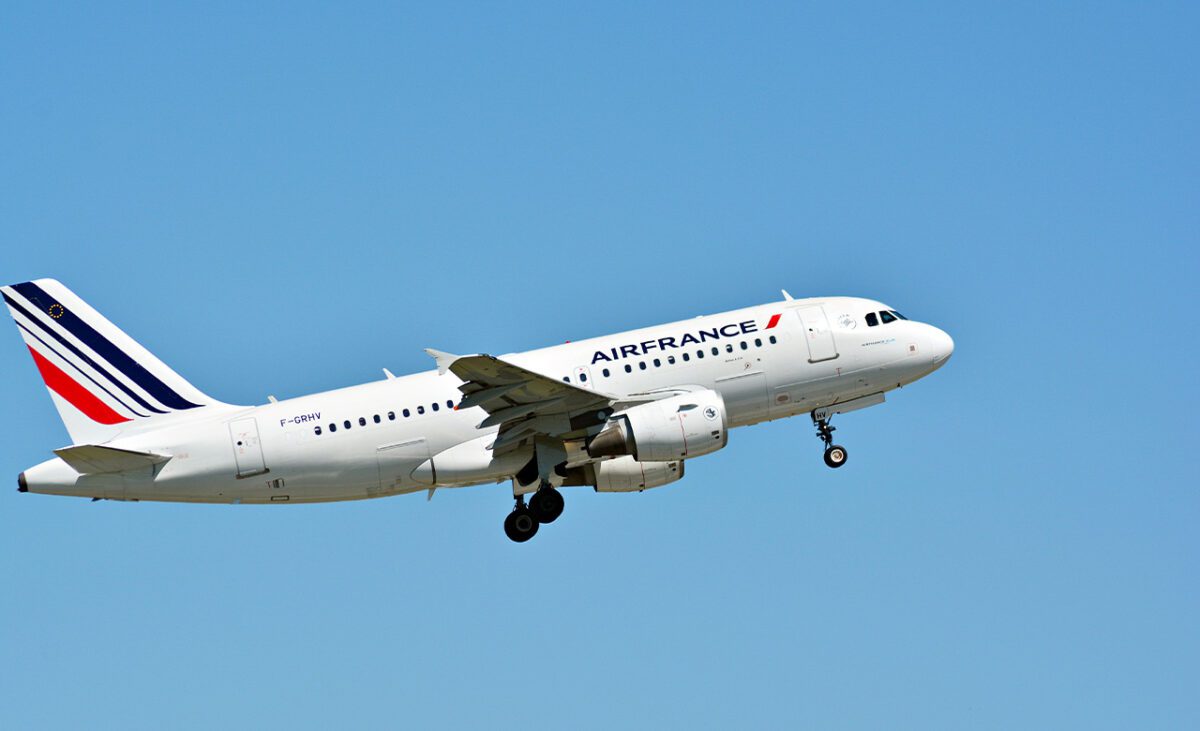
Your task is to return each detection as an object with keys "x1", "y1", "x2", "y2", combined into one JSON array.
[{"x1": 2, "y1": 279, "x2": 229, "y2": 444}]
